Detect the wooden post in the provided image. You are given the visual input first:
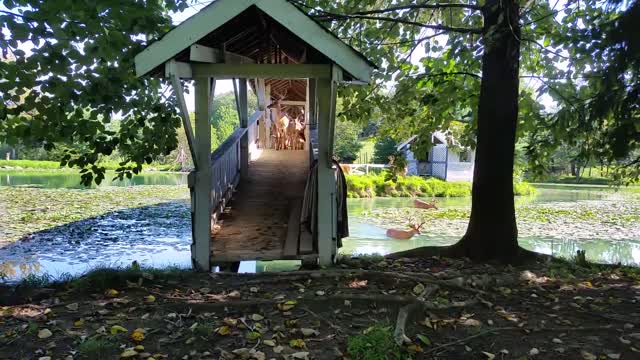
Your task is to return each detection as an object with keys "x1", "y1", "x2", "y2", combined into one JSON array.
[
  {"x1": 265, "y1": 84, "x2": 271, "y2": 149},
  {"x1": 308, "y1": 79, "x2": 317, "y2": 129},
  {"x1": 316, "y1": 76, "x2": 337, "y2": 266},
  {"x1": 304, "y1": 79, "x2": 310, "y2": 151},
  {"x1": 256, "y1": 79, "x2": 267, "y2": 149},
  {"x1": 237, "y1": 78, "x2": 249, "y2": 178},
  {"x1": 192, "y1": 76, "x2": 213, "y2": 271}
]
